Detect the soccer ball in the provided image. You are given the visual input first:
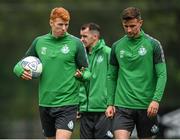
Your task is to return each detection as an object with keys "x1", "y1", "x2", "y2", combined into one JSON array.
[{"x1": 20, "y1": 56, "x2": 43, "y2": 78}]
